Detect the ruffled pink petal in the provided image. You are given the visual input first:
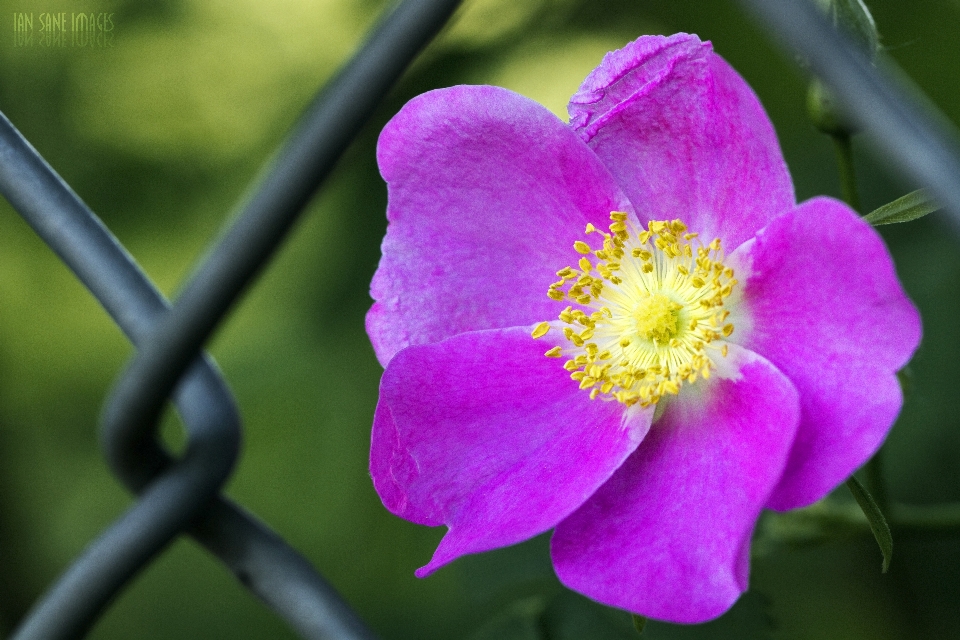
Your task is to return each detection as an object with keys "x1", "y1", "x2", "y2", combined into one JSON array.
[
  {"x1": 732, "y1": 197, "x2": 921, "y2": 510},
  {"x1": 568, "y1": 33, "x2": 794, "y2": 250},
  {"x1": 370, "y1": 326, "x2": 652, "y2": 575},
  {"x1": 550, "y1": 345, "x2": 800, "y2": 623},
  {"x1": 368, "y1": 85, "x2": 633, "y2": 366}
]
